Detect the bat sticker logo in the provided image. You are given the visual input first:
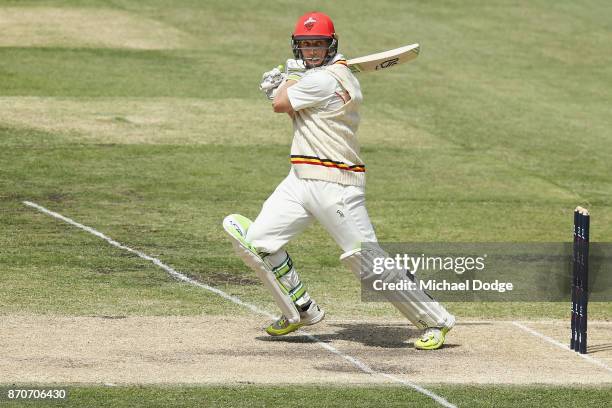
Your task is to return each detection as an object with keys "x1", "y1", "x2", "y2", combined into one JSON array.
[
  {"x1": 376, "y1": 57, "x2": 400, "y2": 70},
  {"x1": 304, "y1": 17, "x2": 317, "y2": 30}
]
